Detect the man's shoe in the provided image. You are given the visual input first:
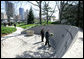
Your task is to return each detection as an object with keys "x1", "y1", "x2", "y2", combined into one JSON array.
[
  {"x1": 48, "y1": 45, "x2": 51, "y2": 48},
  {"x1": 45, "y1": 44, "x2": 47, "y2": 46}
]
